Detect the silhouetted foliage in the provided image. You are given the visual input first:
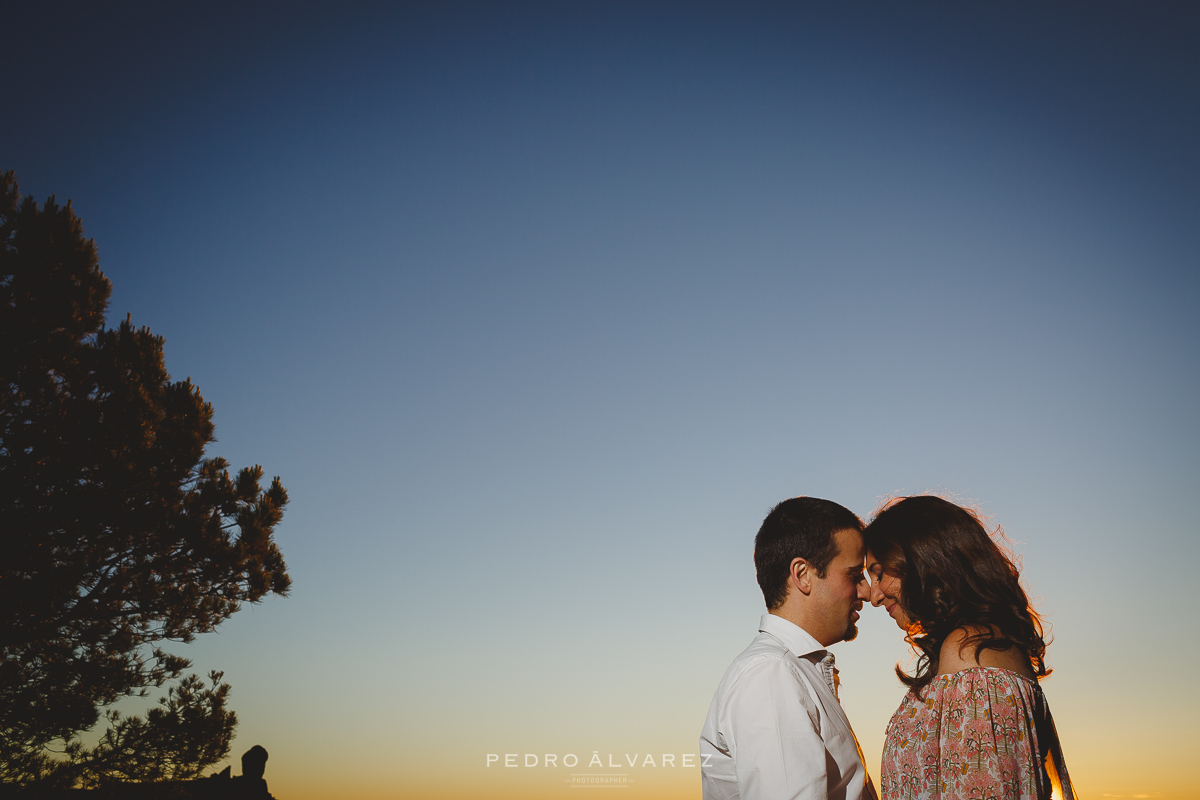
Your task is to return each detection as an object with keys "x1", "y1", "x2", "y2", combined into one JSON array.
[
  {"x1": 0, "y1": 171, "x2": 290, "y2": 788},
  {"x1": 67, "y1": 671, "x2": 236, "y2": 788}
]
